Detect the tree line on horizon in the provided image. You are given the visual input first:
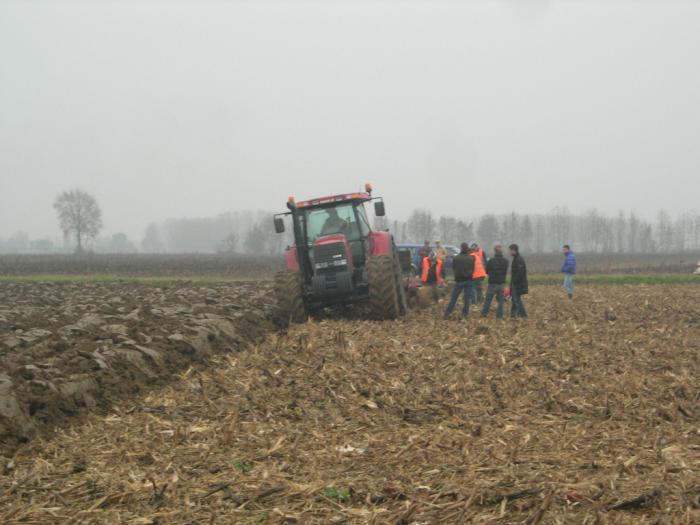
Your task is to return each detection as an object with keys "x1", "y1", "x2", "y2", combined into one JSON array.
[
  {"x1": 381, "y1": 207, "x2": 700, "y2": 254},
  {"x1": 1, "y1": 189, "x2": 699, "y2": 255}
]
